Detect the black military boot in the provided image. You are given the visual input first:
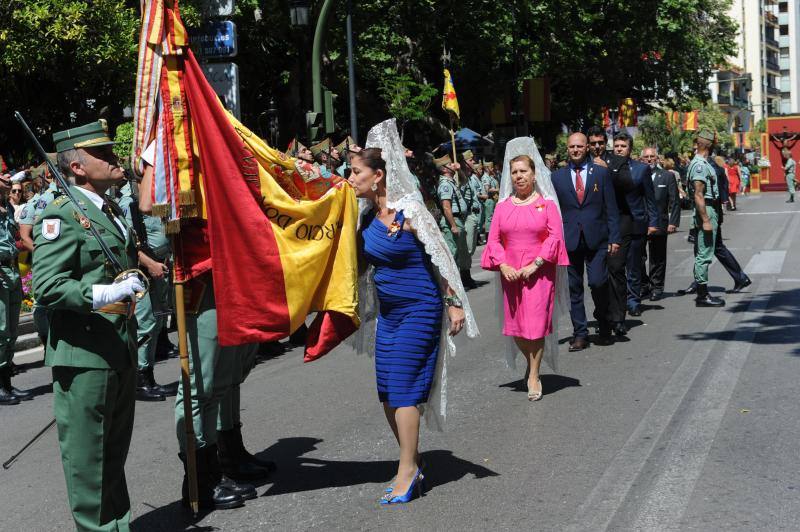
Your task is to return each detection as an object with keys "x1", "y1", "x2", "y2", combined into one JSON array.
[
  {"x1": 218, "y1": 428, "x2": 270, "y2": 481},
  {"x1": 4, "y1": 367, "x2": 32, "y2": 401},
  {"x1": 0, "y1": 368, "x2": 20, "y2": 405},
  {"x1": 144, "y1": 366, "x2": 177, "y2": 397},
  {"x1": 180, "y1": 448, "x2": 244, "y2": 510},
  {"x1": 136, "y1": 369, "x2": 165, "y2": 401},
  {"x1": 460, "y1": 270, "x2": 477, "y2": 289},
  {"x1": 695, "y1": 284, "x2": 725, "y2": 307},
  {"x1": 232, "y1": 423, "x2": 277, "y2": 473},
  {"x1": 207, "y1": 444, "x2": 257, "y2": 501}
]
